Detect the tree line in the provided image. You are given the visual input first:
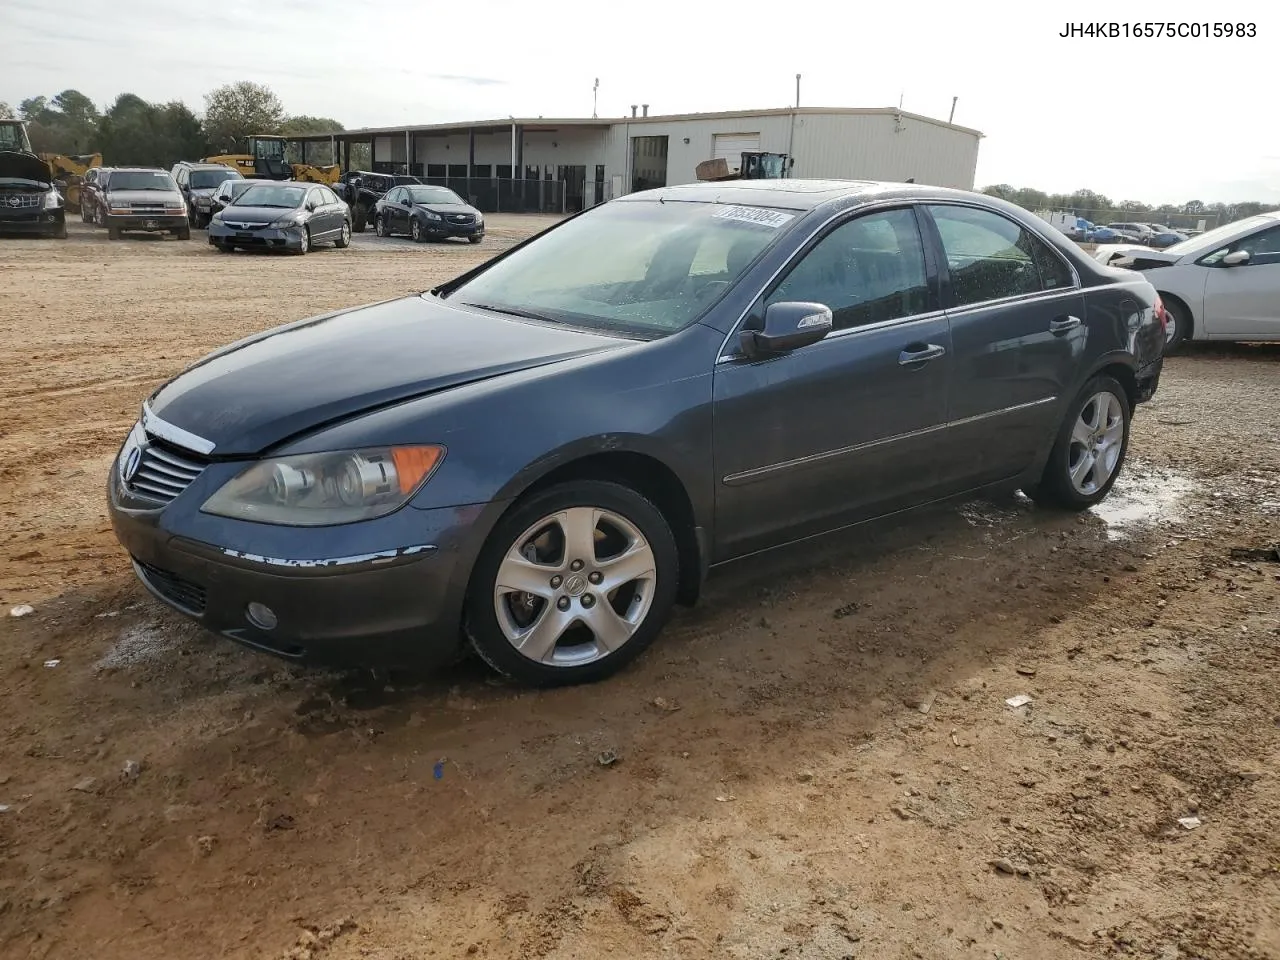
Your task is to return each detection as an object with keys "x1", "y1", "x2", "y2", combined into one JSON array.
[
  {"x1": 982, "y1": 184, "x2": 1278, "y2": 228},
  {"x1": 0, "y1": 82, "x2": 346, "y2": 168}
]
